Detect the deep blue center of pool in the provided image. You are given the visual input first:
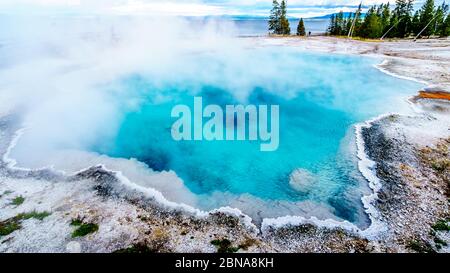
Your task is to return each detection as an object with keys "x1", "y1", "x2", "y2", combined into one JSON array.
[{"x1": 92, "y1": 47, "x2": 421, "y2": 224}]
